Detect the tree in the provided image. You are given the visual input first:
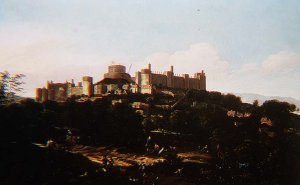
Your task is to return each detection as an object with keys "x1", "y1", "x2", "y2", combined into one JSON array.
[
  {"x1": 261, "y1": 100, "x2": 295, "y2": 137},
  {"x1": 0, "y1": 71, "x2": 25, "y2": 104},
  {"x1": 252, "y1": 99, "x2": 259, "y2": 107},
  {"x1": 222, "y1": 93, "x2": 242, "y2": 111}
]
